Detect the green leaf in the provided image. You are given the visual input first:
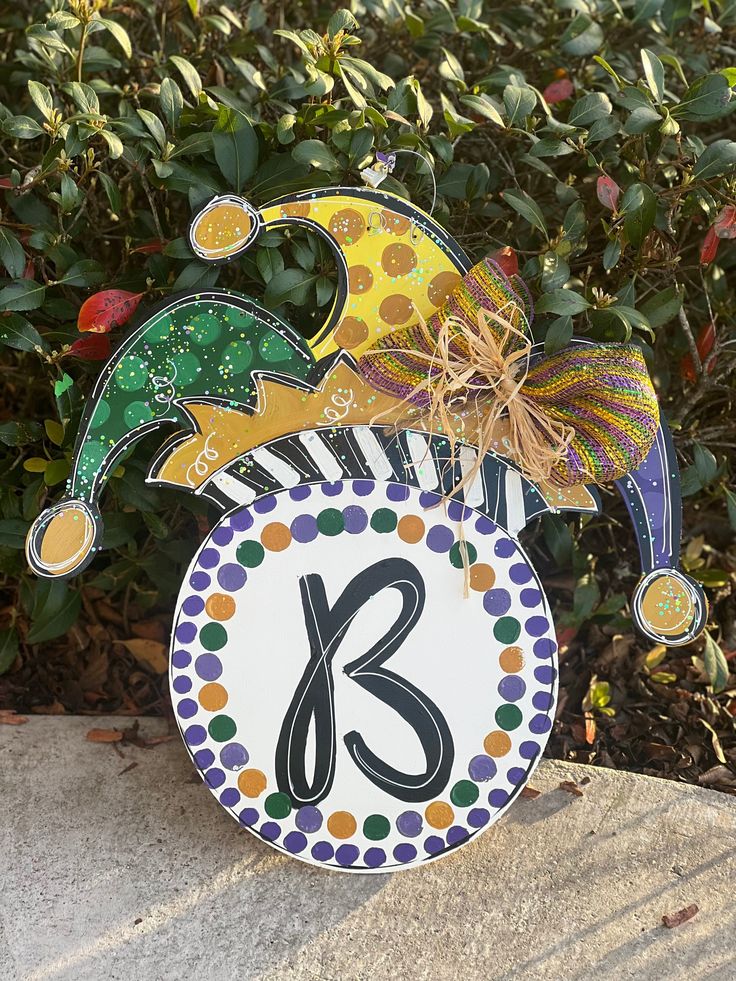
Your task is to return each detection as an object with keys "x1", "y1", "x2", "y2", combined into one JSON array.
[
  {"x1": 694, "y1": 140, "x2": 736, "y2": 181},
  {"x1": 0, "y1": 313, "x2": 44, "y2": 351},
  {"x1": 725, "y1": 487, "x2": 736, "y2": 532},
  {"x1": 212, "y1": 107, "x2": 258, "y2": 192},
  {"x1": 28, "y1": 80, "x2": 53, "y2": 120},
  {"x1": 3, "y1": 115, "x2": 45, "y2": 139},
  {"x1": 136, "y1": 109, "x2": 167, "y2": 152},
  {"x1": 503, "y1": 84, "x2": 536, "y2": 125},
  {"x1": 0, "y1": 281, "x2": 47, "y2": 312},
  {"x1": 170, "y1": 55, "x2": 203, "y2": 98},
  {"x1": 459, "y1": 94, "x2": 504, "y2": 127},
  {"x1": 703, "y1": 632, "x2": 729, "y2": 693},
  {"x1": 263, "y1": 268, "x2": 318, "y2": 307},
  {"x1": 536, "y1": 289, "x2": 590, "y2": 316},
  {"x1": 544, "y1": 315, "x2": 574, "y2": 354},
  {"x1": 567, "y1": 92, "x2": 612, "y2": 127},
  {"x1": 641, "y1": 49, "x2": 665, "y2": 103},
  {"x1": 0, "y1": 227, "x2": 26, "y2": 279},
  {"x1": 0, "y1": 421, "x2": 43, "y2": 446},
  {"x1": 621, "y1": 182, "x2": 657, "y2": 249},
  {"x1": 0, "y1": 629, "x2": 19, "y2": 676},
  {"x1": 501, "y1": 188, "x2": 548, "y2": 238},
  {"x1": 98, "y1": 17, "x2": 132, "y2": 57},
  {"x1": 328, "y1": 9, "x2": 358, "y2": 37},
  {"x1": 26, "y1": 580, "x2": 82, "y2": 645},
  {"x1": 560, "y1": 14, "x2": 604, "y2": 56},
  {"x1": 56, "y1": 259, "x2": 105, "y2": 287},
  {"x1": 0, "y1": 519, "x2": 30, "y2": 548},
  {"x1": 672, "y1": 74, "x2": 732, "y2": 121},
  {"x1": 292, "y1": 139, "x2": 339, "y2": 171},
  {"x1": 640, "y1": 286, "x2": 683, "y2": 328},
  {"x1": 160, "y1": 77, "x2": 184, "y2": 130}
]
